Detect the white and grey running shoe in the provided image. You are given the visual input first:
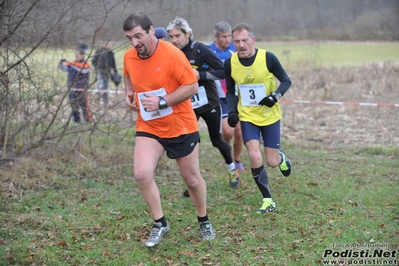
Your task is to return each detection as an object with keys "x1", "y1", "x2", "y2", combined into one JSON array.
[
  {"x1": 145, "y1": 221, "x2": 170, "y2": 247},
  {"x1": 199, "y1": 221, "x2": 216, "y2": 240}
]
